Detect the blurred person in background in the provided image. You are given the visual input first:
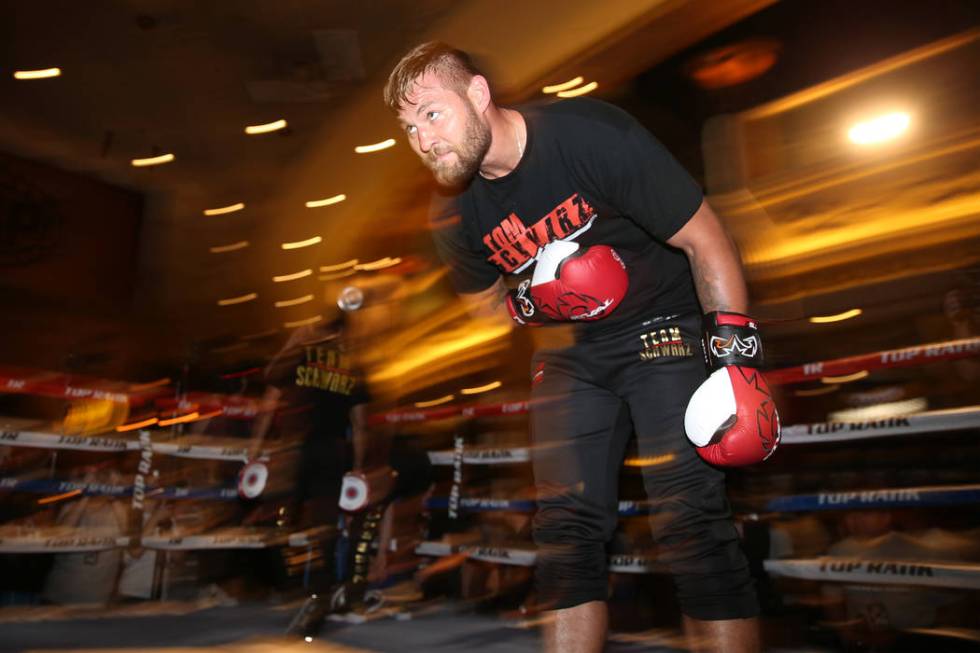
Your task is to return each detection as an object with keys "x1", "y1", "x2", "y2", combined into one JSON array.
[
  {"x1": 386, "y1": 43, "x2": 781, "y2": 653},
  {"x1": 250, "y1": 310, "x2": 371, "y2": 626},
  {"x1": 42, "y1": 464, "x2": 128, "y2": 606},
  {"x1": 821, "y1": 509, "x2": 979, "y2": 651}
]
